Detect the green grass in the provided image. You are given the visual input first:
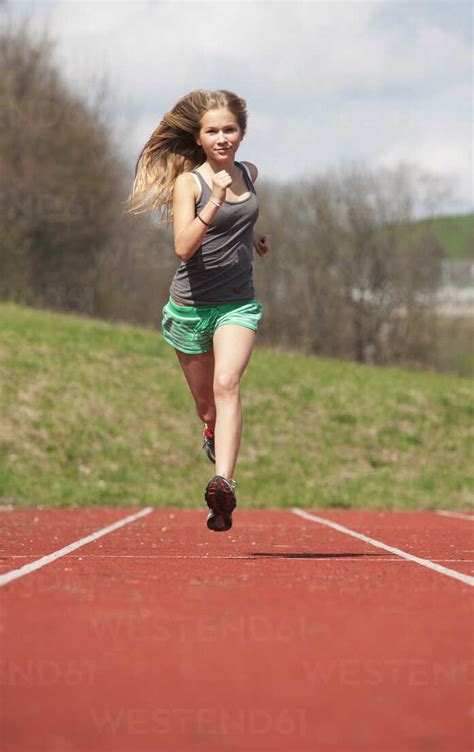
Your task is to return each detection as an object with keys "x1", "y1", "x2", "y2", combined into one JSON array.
[
  {"x1": 414, "y1": 212, "x2": 473, "y2": 261},
  {"x1": 0, "y1": 303, "x2": 473, "y2": 510}
]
